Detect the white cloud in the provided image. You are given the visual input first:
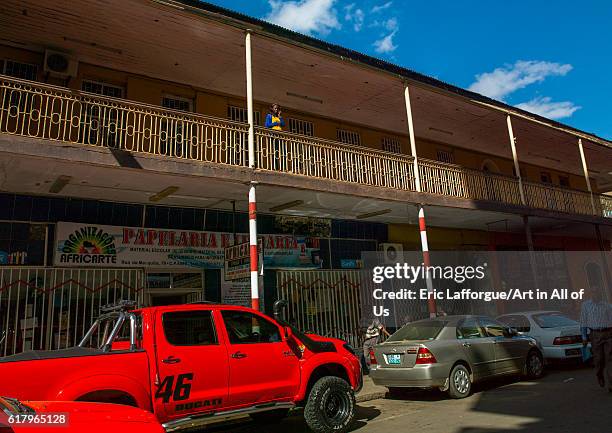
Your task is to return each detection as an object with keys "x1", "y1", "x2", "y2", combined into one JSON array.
[
  {"x1": 371, "y1": 1, "x2": 393, "y2": 13},
  {"x1": 265, "y1": 0, "x2": 340, "y2": 36},
  {"x1": 384, "y1": 17, "x2": 398, "y2": 31},
  {"x1": 373, "y1": 30, "x2": 397, "y2": 53},
  {"x1": 372, "y1": 17, "x2": 399, "y2": 54},
  {"x1": 468, "y1": 60, "x2": 573, "y2": 101},
  {"x1": 515, "y1": 97, "x2": 581, "y2": 120},
  {"x1": 344, "y1": 3, "x2": 364, "y2": 31}
]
